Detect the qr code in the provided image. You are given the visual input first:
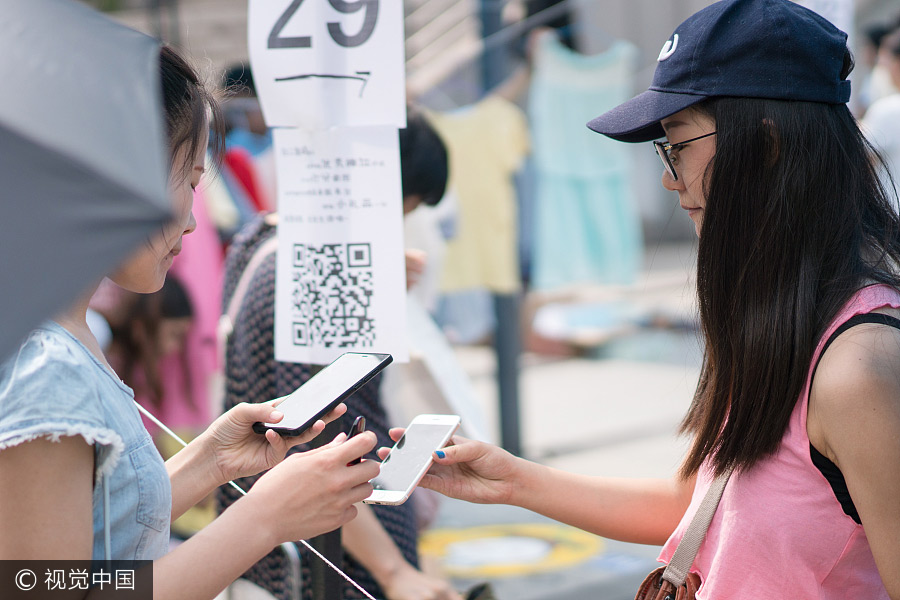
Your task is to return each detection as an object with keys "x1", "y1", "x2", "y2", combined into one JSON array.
[{"x1": 289, "y1": 243, "x2": 376, "y2": 348}]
